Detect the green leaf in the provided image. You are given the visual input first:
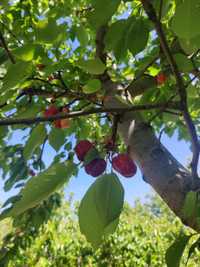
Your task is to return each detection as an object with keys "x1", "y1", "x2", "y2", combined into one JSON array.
[
  {"x1": 4, "y1": 162, "x2": 27, "y2": 192},
  {"x1": 186, "y1": 237, "x2": 200, "y2": 265},
  {"x1": 13, "y1": 44, "x2": 36, "y2": 61},
  {"x1": 172, "y1": 0, "x2": 200, "y2": 39},
  {"x1": 1, "y1": 61, "x2": 33, "y2": 91},
  {"x1": 16, "y1": 103, "x2": 42, "y2": 119},
  {"x1": 88, "y1": 0, "x2": 121, "y2": 29},
  {"x1": 76, "y1": 26, "x2": 89, "y2": 46},
  {"x1": 0, "y1": 49, "x2": 8, "y2": 65},
  {"x1": 105, "y1": 19, "x2": 128, "y2": 60},
  {"x1": 83, "y1": 147, "x2": 100, "y2": 165},
  {"x1": 182, "y1": 191, "x2": 198, "y2": 219},
  {"x1": 41, "y1": 60, "x2": 71, "y2": 77},
  {"x1": 83, "y1": 79, "x2": 101, "y2": 94},
  {"x1": 78, "y1": 173, "x2": 124, "y2": 247},
  {"x1": 35, "y1": 19, "x2": 65, "y2": 44},
  {"x1": 0, "y1": 161, "x2": 76, "y2": 220},
  {"x1": 174, "y1": 54, "x2": 193, "y2": 72},
  {"x1": 128, "y1": 75, "x2": 156, "y2": 98},
  {"x1": 179, "y1": 35, "x2": 200, "y2": 54},
  {"x1": 78, "y1": 58, "x2": 106, "y2": 75},
  {"x1": 126, "y1": 18, "x2": 149, "y2": 56},
  {"x1": 49, "y1": 128, "x2": 66, "y2": 152},
  {"x1": 165, "y1": 233, "x2": 192, "y2": 267},
  {"x1": 23, "y1": 125, "x2": 47, "y2": 160}
]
